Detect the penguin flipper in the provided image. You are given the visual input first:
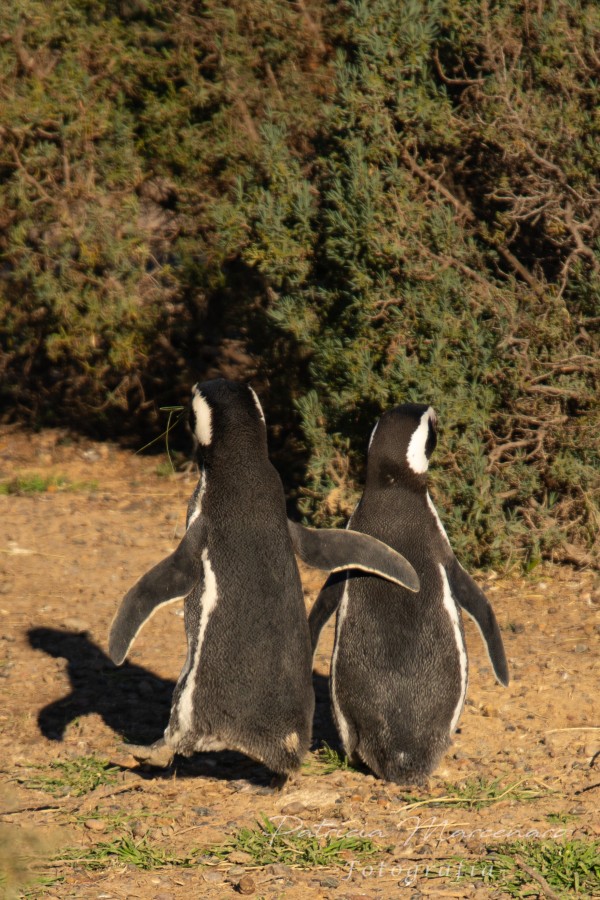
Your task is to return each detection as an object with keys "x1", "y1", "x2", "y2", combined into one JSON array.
[
  {"x1": 446, "y1": 557, "x2": 509, "y2": 686},
  {"x1": 308, "y1": 574, "x2": 346, "y2": 652},
  {"x1": 287, "y1": 520, "x2": 419, "y2": 592},
  {"x1": 108, "y1": 517, "x2": 207, "y2": 665}
]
